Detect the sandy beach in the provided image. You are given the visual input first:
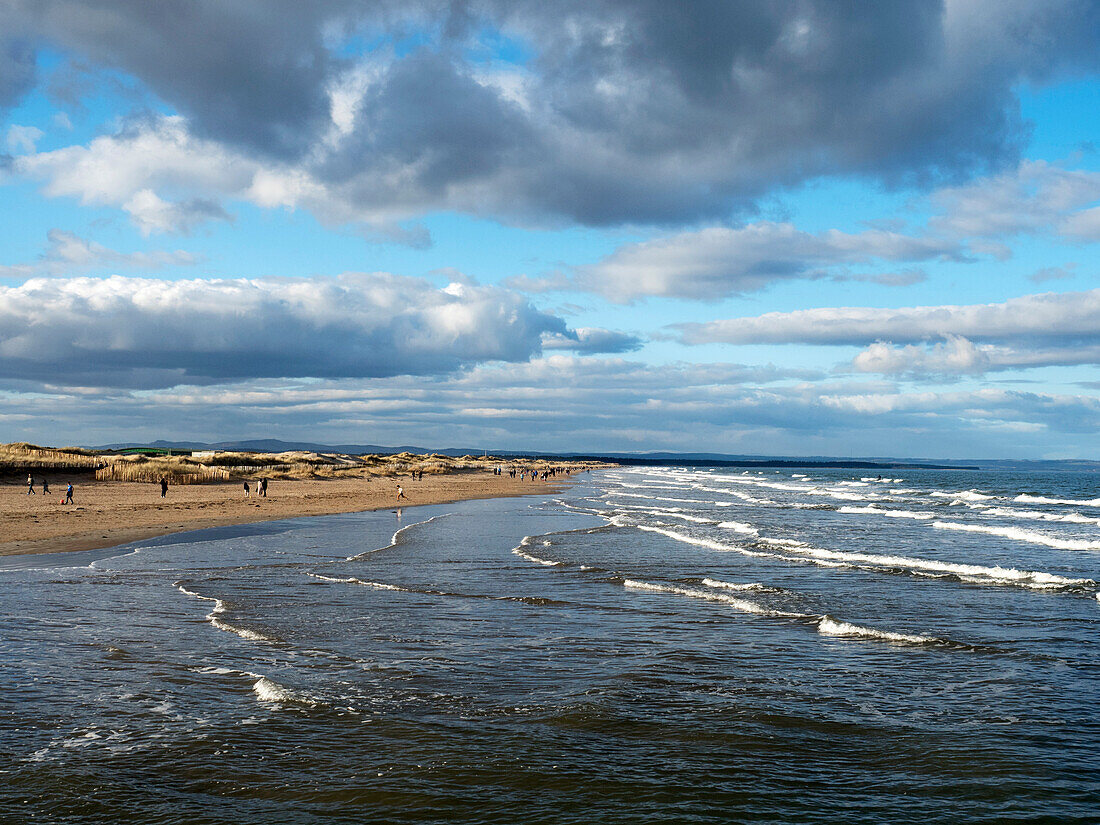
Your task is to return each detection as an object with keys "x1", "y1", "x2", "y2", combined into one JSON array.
[{"x1": 0, "y1": 471, "x2": 574, "y2": 557}]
